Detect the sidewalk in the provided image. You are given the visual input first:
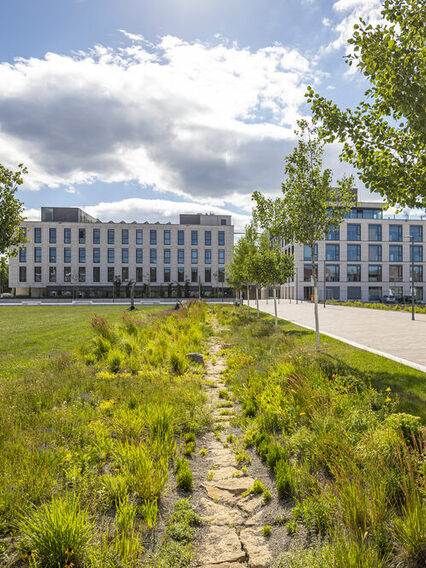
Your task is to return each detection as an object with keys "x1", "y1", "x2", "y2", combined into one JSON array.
[{"x1": 250, "y1": 299, "x2": 426, "y2": 372}]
